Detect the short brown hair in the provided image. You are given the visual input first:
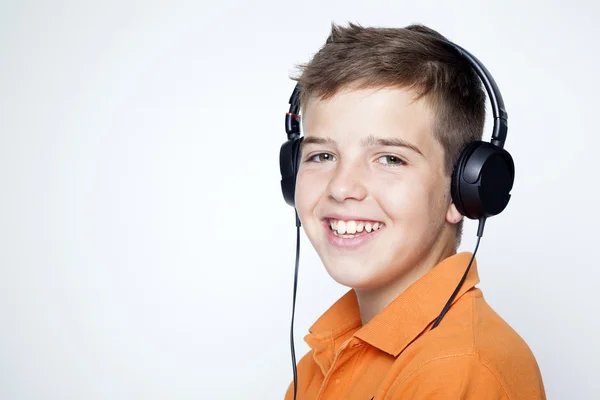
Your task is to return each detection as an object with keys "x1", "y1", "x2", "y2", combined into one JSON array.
[{"x1": 290, "y1": 22, "x2": 487, "y2": 246}]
